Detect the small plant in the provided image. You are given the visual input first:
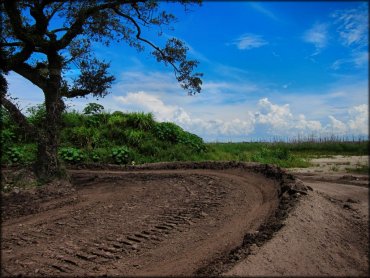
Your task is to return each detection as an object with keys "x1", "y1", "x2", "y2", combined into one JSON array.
[
  {"x1": 59, "y1": 147, "x2": 84, "y2": 163},
  {"x1": 6, "y1": 147, "x2": 24, "y2": 163},
  {"x1": 111, "y1": 146, "x2": 132, "y2": 164}
]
